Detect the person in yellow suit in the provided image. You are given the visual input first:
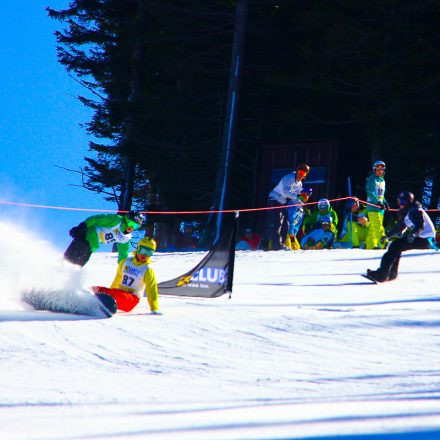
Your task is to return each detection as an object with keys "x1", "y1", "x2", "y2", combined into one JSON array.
[
  {"x1": 365, "y1": 161, "x2": 389, "y2": 249},
  {"x1": 334, "y1": 199, "x2": 370, "y2": 248},
  {"x1": 94, "y1": 237, "x2": 161, "y2": 314}
]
